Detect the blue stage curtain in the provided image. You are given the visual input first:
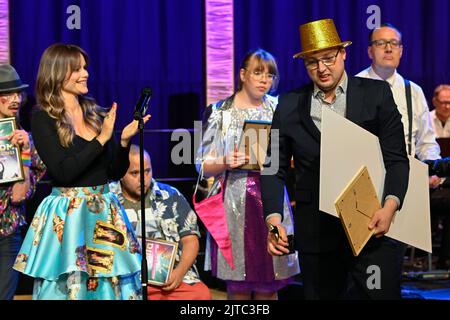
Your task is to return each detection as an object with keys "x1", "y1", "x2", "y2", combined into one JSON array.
[
  {"x1": 10, "y1": 0, "x2": 204, "y2": 178},
  {"x1": 233, "y1": 0, "x2": 450, "y2": 100}
]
